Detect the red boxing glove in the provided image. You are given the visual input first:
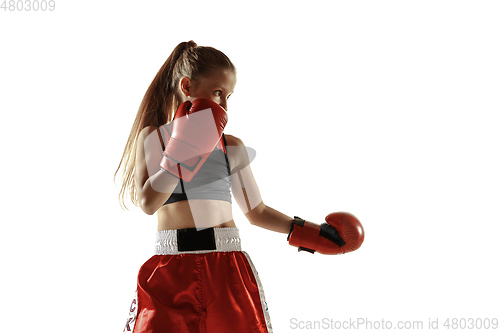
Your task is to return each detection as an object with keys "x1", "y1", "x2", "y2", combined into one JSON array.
[
  {"x1": 160, "y1": 98, "x2": 228, "y2": 182},
  {"x1": 287, "y1": 212, "x2": 364, "y2": 255}
]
